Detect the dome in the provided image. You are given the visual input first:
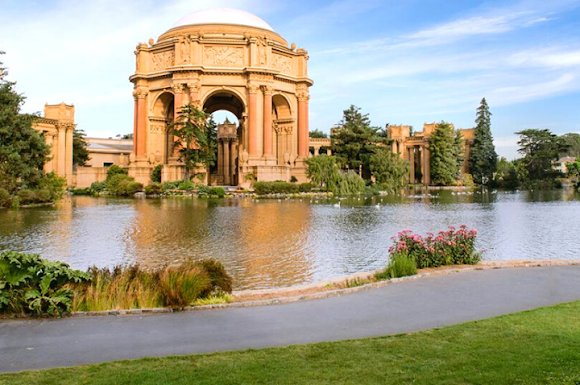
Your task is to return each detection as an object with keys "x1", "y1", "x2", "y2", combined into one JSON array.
[{"x1": 172, "y1": 8, "x2": 274, "y2": 32}]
